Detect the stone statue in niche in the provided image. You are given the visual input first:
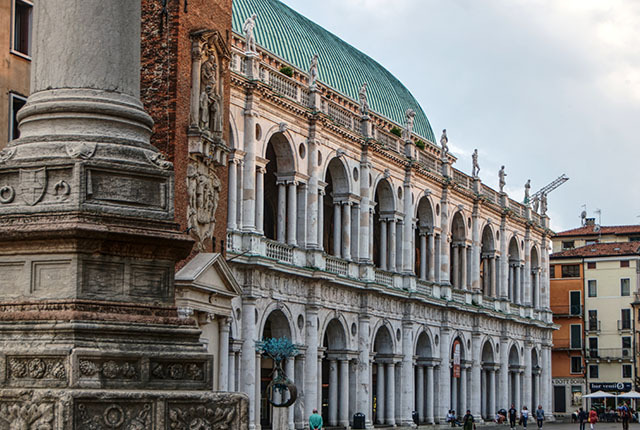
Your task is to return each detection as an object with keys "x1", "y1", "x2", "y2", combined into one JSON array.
[
  {"x1": 187, "y1": 164, "x2": 222, "y2": 251},
  {"x1": 199, "y1": 52, "x2": 222, "y2": 135}
]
